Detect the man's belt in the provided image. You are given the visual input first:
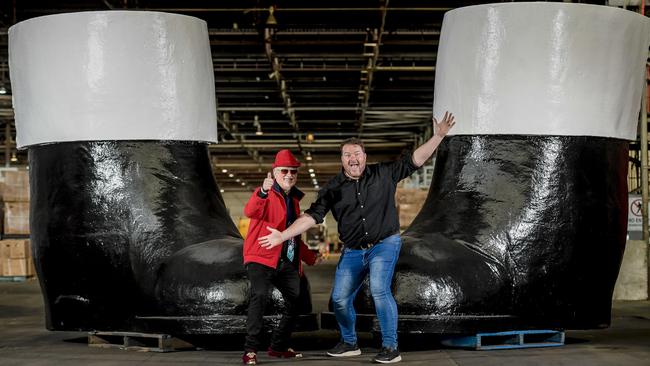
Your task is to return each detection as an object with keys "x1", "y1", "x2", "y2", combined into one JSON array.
[
  {"x1": 353, "y1": 232, "x2": 400, "y2": 250},
  {"x1": 358, "y1": 241, "x2": 377, "y2": 250}
]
